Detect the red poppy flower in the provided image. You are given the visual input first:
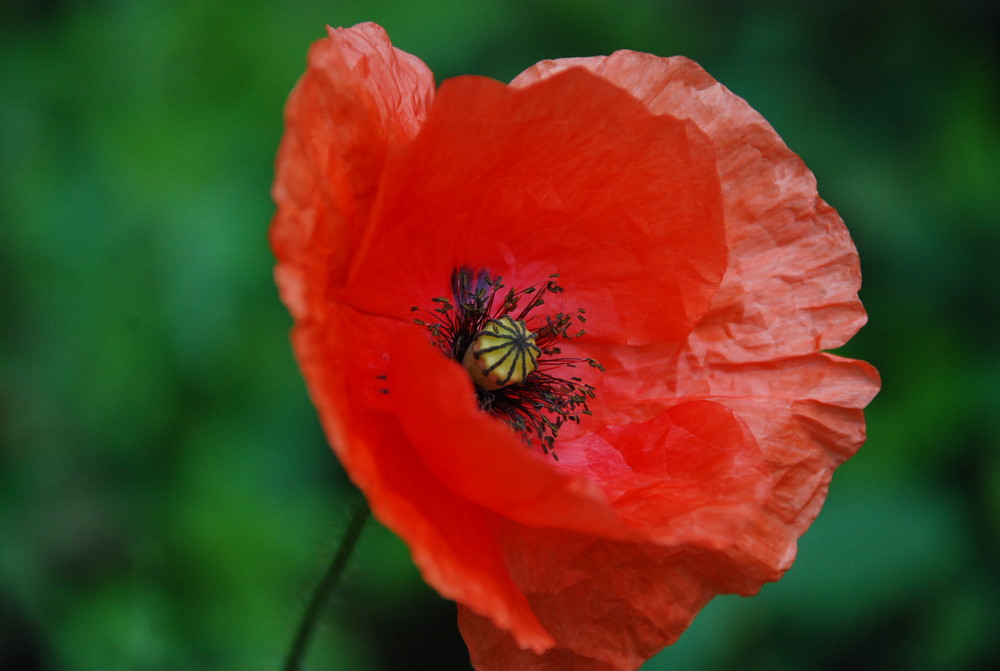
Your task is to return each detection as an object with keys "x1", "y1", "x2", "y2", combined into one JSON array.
[{"x1": 271, "y1": 22, "x2": 880, "y2": 671}]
